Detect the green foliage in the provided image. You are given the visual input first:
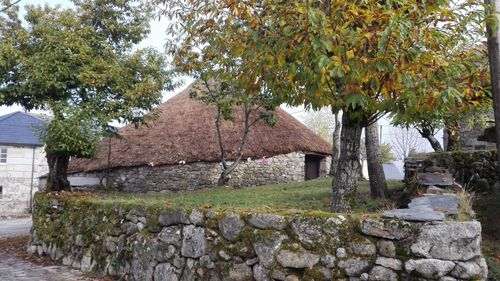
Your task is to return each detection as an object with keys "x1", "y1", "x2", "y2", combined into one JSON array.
[
  {"x1": 380, "y1": 143, "x2": 396, "y2": 164},
  {"x1": 0, "y1": 0, "x2": 175, "y2": 188}
]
